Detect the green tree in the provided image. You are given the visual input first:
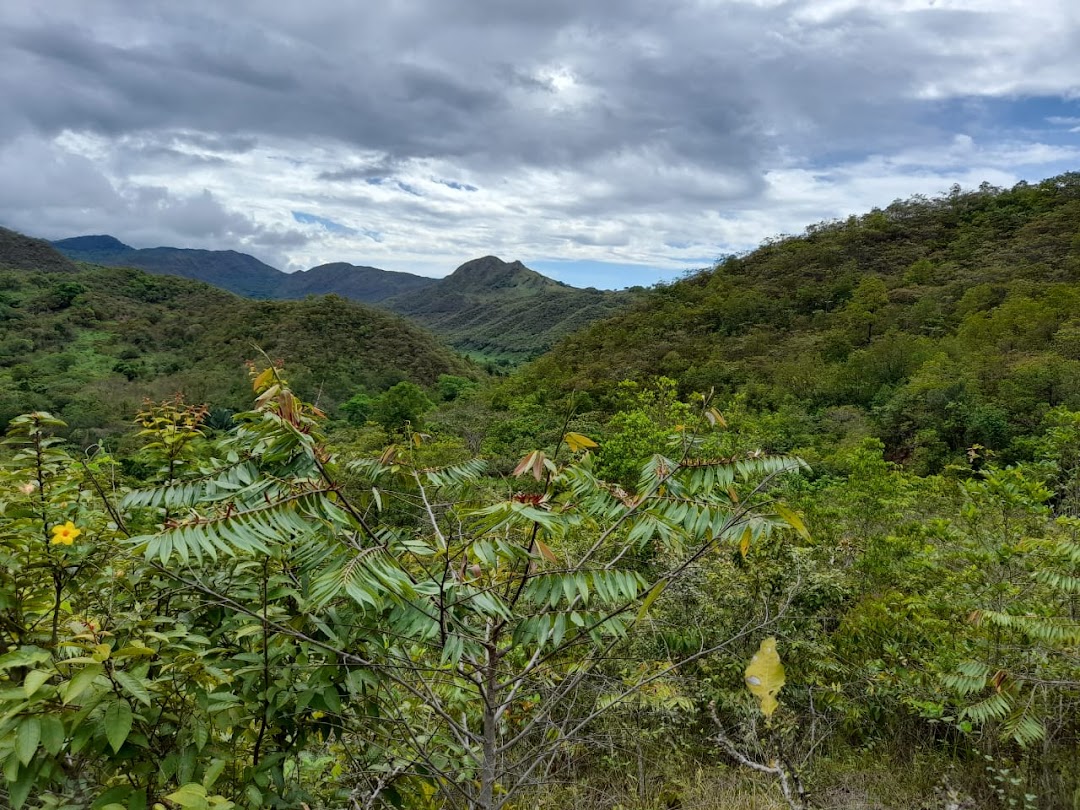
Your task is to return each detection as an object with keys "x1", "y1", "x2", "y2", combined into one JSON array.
[
  {"x1": 372, "y1": 381, "x2": 433, "y2": 432},
  {"x1": 108, "y1": 368, "x2": 808, "y2": 809}
]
